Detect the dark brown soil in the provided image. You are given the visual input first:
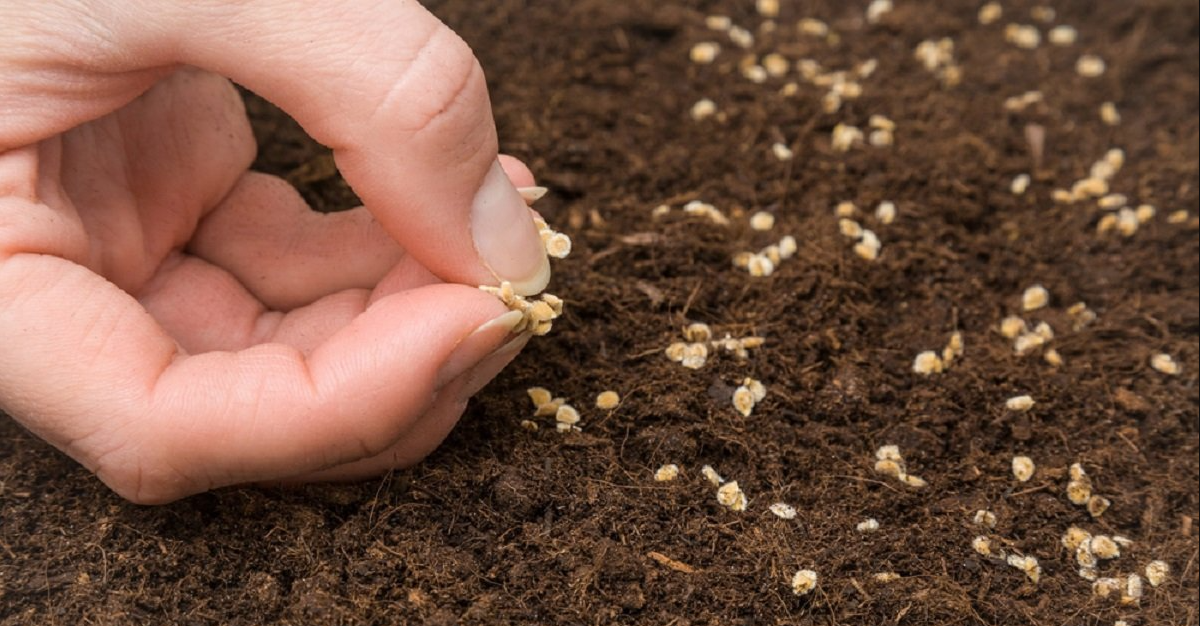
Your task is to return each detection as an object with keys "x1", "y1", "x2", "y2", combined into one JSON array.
[{"x1": 3, "y1": 1, "x2": 1198, "y2": 624}]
